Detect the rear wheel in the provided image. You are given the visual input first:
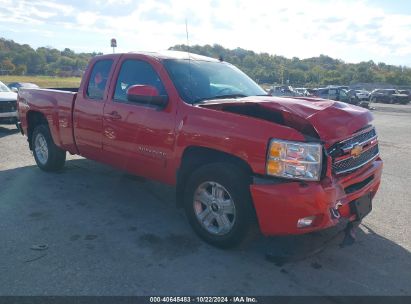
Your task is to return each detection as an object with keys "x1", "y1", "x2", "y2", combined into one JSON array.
[
  {"x1": 32, "y1": 124, "x2": 66, "y2": 171},
  {"x1": 183, "y1": 163, "x2": 254, "y2": 248}
]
